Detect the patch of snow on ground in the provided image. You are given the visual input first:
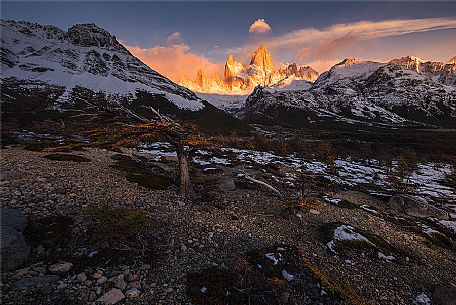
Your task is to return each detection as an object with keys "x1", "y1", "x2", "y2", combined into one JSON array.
[
  {"x1": 138, "y1": 149, "x2": 176, "y2": 158},
  {"x1": 418, "y1": 223, "x2": 440, "y2": 235},
  {"x1": 265, "y1": 253, "x2": 281, "y2": 265},
  {"x1": 282, "y1": 270, "x2": 295, "y2": 281},
  {"x1": 135, "y1": 143, "x2": 455, "y2": 203},
  {"x1": 409, "y1": 163, "x2": 454, "y2": 198},
  {"x1": 323, "y1": 196, "x2": 342, "y2": 205},
  {"x1": 360, "y1": 205, "x2": 379, "y2": 214},
  {"x1": 326, "y1": 225, "x2": 374, "y2": 252},
  {"x1": 210, "y1": 156, "x2": 231, "y2": 165},
  {"x1": 438, "y1": 220, "x2": 456, "y2": 234},
  {"x1": 414, "y1": 293, "x2": 431, "y2": 305},
  {"x1": 377, "y1": 252, "x2": 395, "y2": 262}
]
